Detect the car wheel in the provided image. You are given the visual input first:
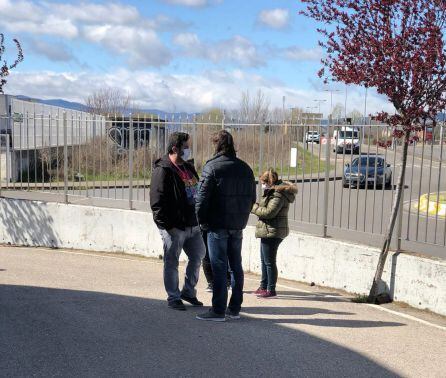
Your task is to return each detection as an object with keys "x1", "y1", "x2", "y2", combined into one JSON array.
[{"x1": 385, "y1": 175, "x2": 392, "y2": 189}]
